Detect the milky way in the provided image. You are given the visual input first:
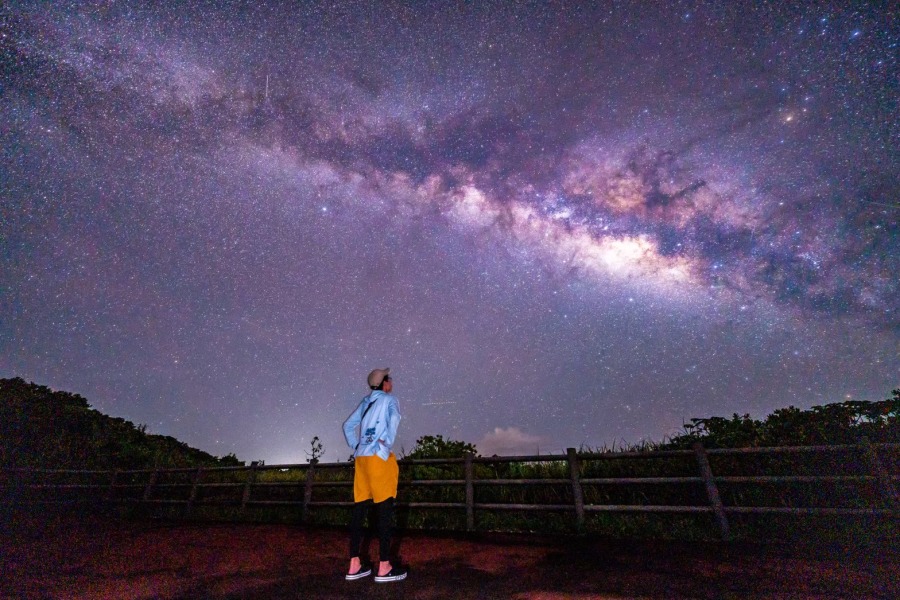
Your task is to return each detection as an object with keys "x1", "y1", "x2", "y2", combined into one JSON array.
[{"x1": 2, "y1": 2, "x2": 897, "y2": 462}]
